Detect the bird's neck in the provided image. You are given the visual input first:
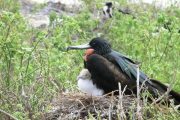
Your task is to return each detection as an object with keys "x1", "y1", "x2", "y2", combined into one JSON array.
[{"x1": 95, "y1": 49, "x2": 111, "y2": 55}]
